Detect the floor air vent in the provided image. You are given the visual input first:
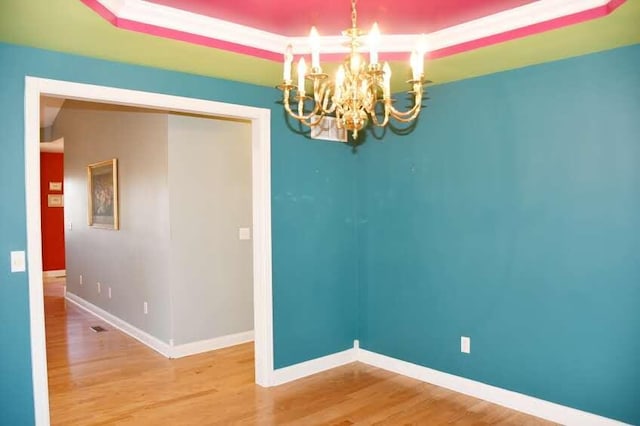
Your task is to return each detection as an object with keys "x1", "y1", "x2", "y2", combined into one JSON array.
[{"x1": 90, "y1": 325, "x2": 107, "y2": 333}]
